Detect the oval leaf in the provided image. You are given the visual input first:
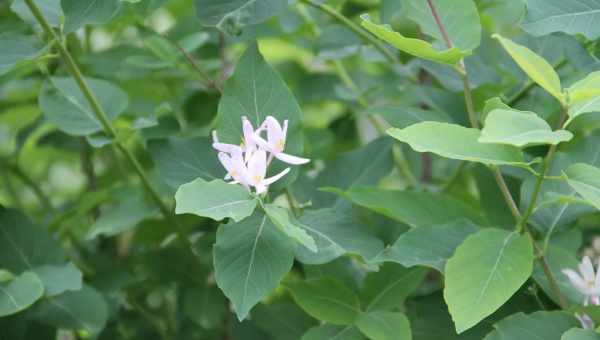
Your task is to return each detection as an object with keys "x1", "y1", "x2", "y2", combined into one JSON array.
[
  {"x1": 175, "y1": 179, "x2": 258, "y2": 222},
  {"x1": 563, "y1": 163, "x2": 600, "y2": 211},
  {"x1": 522, "y1": 0, "x2": 600, "y2": 40},
  {"x1": 213, "y1": 212, "x2": 295, "y2": 320},
  {"x1": 0, "y1": 272, "x2": 44, "y2": 317},
  {"x1": 355, "y1": 311, "x2": 412, "y2": 340},
  {"x1": 444, "y1": 229, "x2": 534, "y2": 333},
  {"x1": 388, "y1": 122, "x2": 527, "y2": 166},
  {"x1": 264, "y1": 204, "x2": 317, "y2": 252}
]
